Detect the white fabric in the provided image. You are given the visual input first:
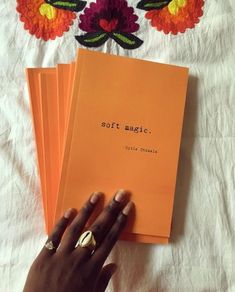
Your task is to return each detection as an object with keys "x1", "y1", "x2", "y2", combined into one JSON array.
[{"x1": 0, "y1": 1, "x2": 235, "y2": 291}]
